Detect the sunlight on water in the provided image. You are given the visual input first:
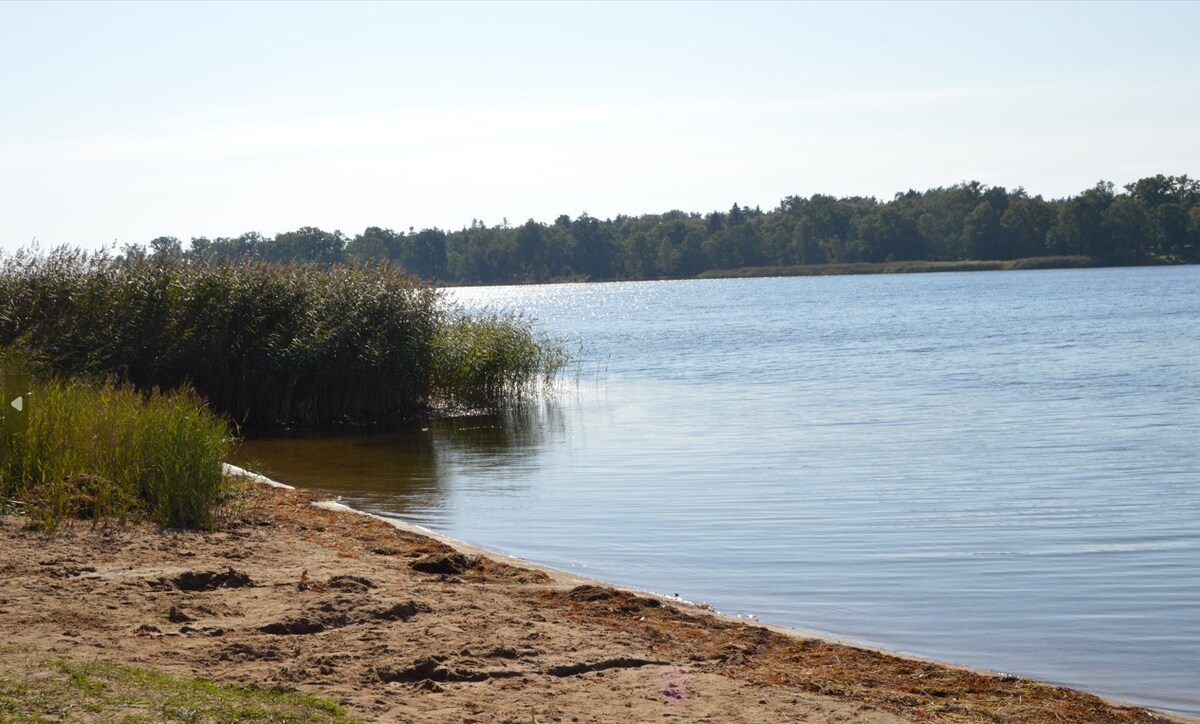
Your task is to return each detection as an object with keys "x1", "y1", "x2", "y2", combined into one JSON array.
[{"x1": 238, "y1": 266, "x2": 1200, "y2": 716}]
